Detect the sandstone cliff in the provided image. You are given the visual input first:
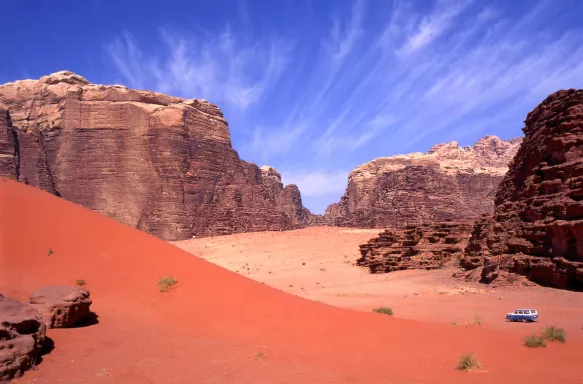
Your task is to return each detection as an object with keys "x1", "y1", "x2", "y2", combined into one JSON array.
[
  {"x1": 325, "y1": 136, "x2": 522, "y2": 228},
  {"x1": 0, "y1": 71, "x2": 314, "y2": 240},
  {"x1": 358, "y1": 221, "x2": 473, "y2": 273},
  {"x1": 0, "y1": 103, "x2": 18, "y2": 179},
  {"x1": 461, "y1": 89, "x2": 583, "y2": 291}
]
